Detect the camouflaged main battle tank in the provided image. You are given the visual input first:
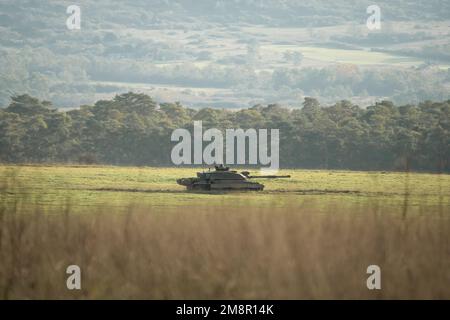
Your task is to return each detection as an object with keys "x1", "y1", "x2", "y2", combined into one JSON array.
[{"x1": 177, "y1": 165, "x2": 290, "y2": 191}]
